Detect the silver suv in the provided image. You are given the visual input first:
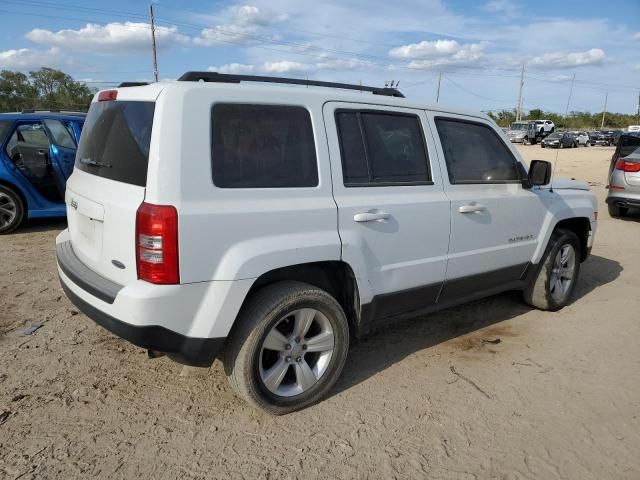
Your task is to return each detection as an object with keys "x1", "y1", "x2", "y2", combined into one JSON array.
[{"x1": 607, "y1": 133, "x2": 640, "y2": 217}]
